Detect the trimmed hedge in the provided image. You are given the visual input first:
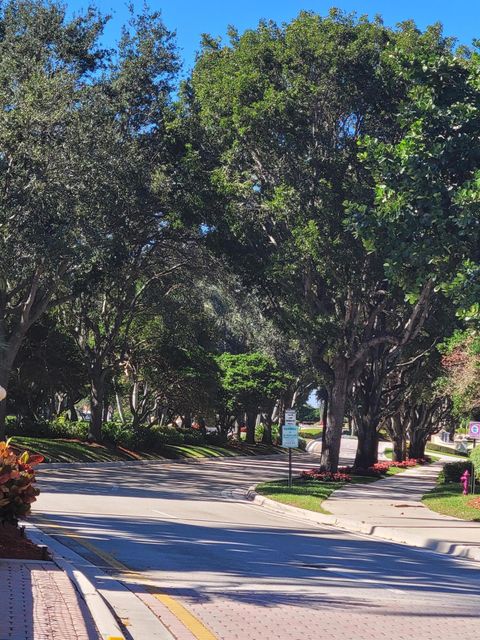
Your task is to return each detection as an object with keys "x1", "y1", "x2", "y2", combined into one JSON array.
[
  {"x1": 438, "y1": 461, "x2": 473, "y2": 484},
  {"x1": 6, "y1": 417, "x2": 206, "y2": 450},
  {"x1": 469, "y1": 446, "x2": 480, "y2": 480}
]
